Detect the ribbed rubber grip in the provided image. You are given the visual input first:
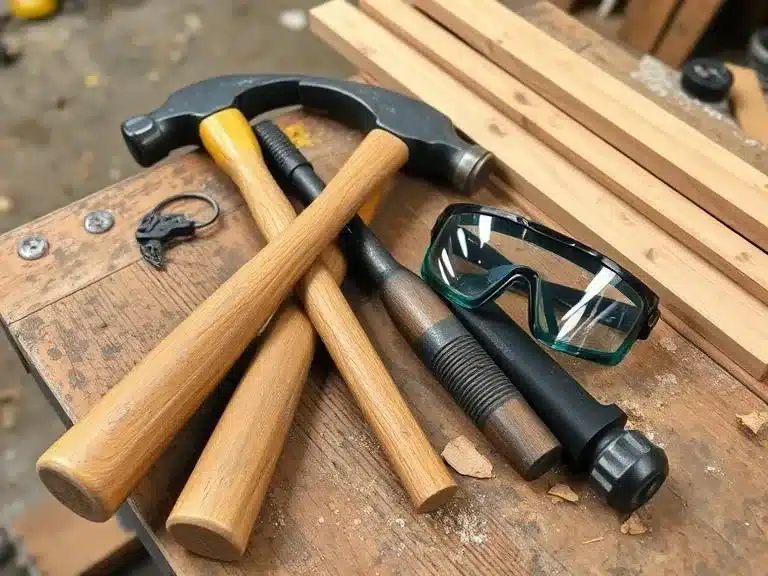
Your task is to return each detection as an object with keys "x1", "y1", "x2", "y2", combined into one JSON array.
[
  {"x1": 430, "y1": 328, "x2": 519, "y2": 425},
  {"x1": 254, "y1": 120, "x2": 309, "y2": 178}
]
